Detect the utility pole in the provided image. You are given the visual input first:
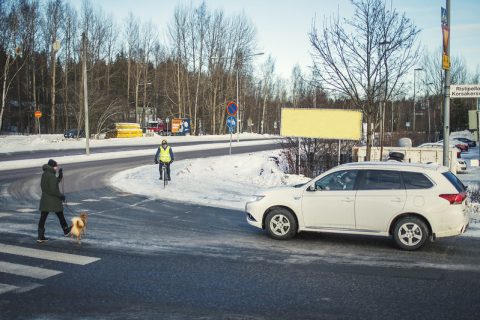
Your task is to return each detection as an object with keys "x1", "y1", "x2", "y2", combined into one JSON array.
[
  {"x1": 413, "y1": 68, "x2": 424, "y2": 131},
  {"x1": 442, "y1": 0, "x2": 451, "y2": 167},
  {"x1": 82, "y1": 32, "x2": 90, "y2": 155}
]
